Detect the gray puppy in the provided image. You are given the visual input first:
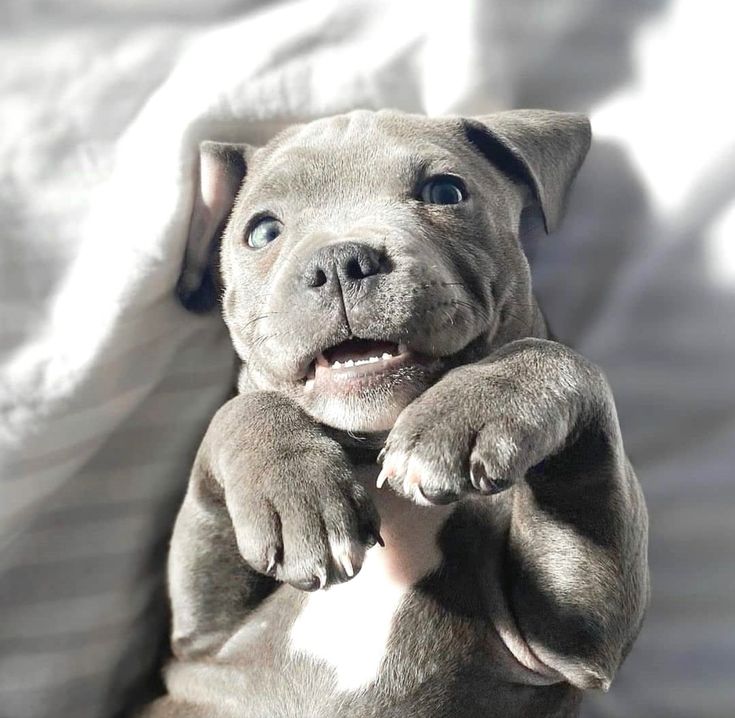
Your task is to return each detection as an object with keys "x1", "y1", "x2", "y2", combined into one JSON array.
[{"x1": 146, "y1": 109, "x2": 649, "y2": 718}]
